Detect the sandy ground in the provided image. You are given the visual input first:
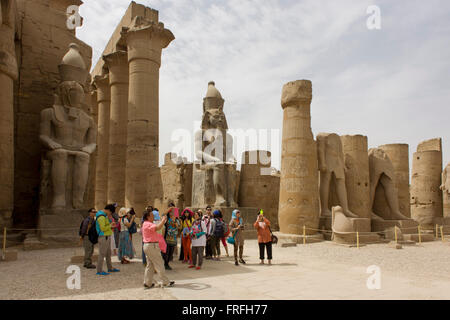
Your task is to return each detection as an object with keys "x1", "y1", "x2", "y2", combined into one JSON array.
[{"x1": 1, "y1": 234, "x2": 450, "y2": 300}]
